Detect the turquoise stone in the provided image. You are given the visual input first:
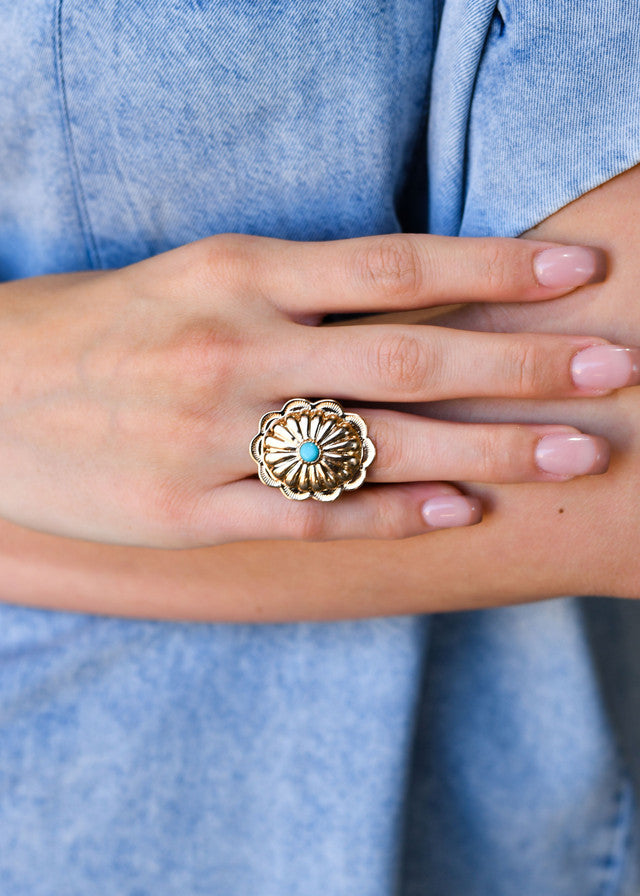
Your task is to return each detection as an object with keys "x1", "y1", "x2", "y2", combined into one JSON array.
[{"x1": 299, "y1": 440, "x2": 320, "y2": 463}]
